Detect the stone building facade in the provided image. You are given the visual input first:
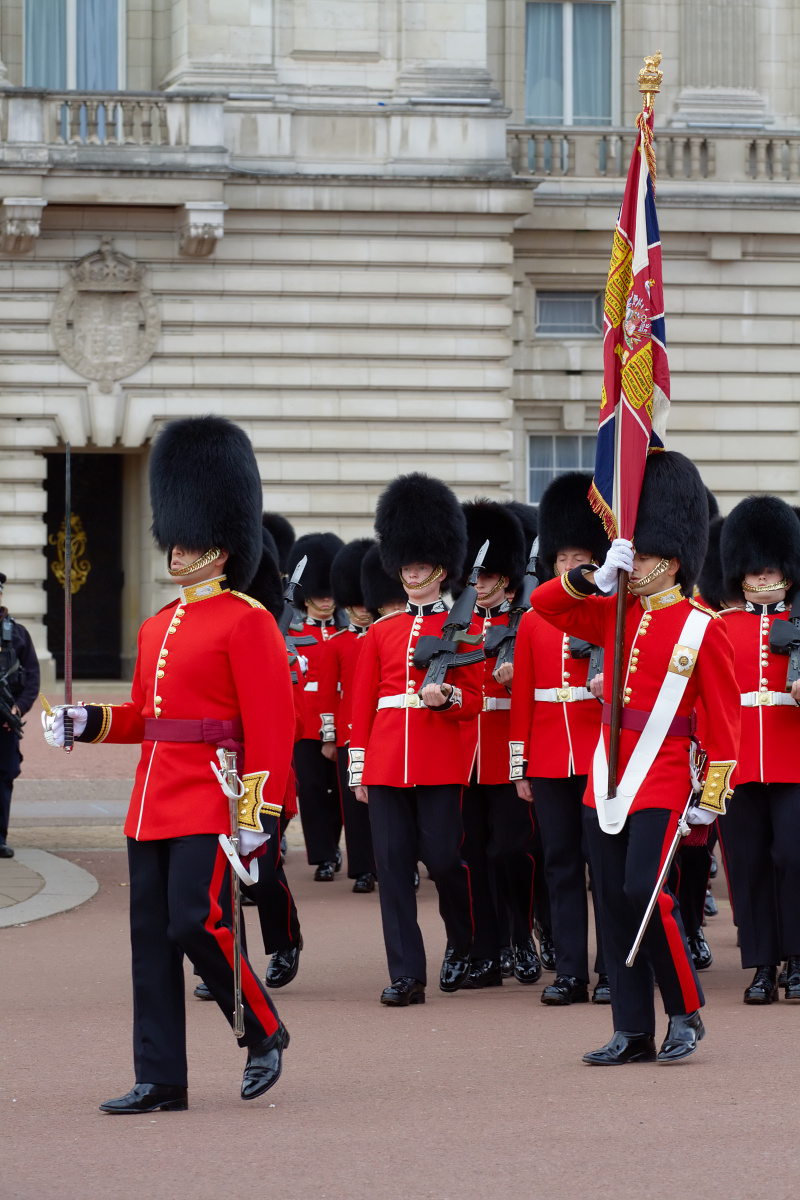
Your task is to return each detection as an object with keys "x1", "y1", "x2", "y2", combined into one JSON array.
[{"x1": 0, "y1": 0, "x2": 798, "y2": 678}]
